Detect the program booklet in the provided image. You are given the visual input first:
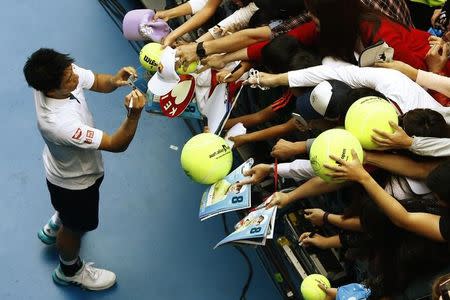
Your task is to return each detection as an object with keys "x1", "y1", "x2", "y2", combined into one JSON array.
[
  {"x1": 214, "y1": 197, "x2": 277, "y2": 249},
  {"x1": 203, "y1": 83, "x2": 243, "y2": 135},
  {"x1": 199, "y1": 158, "x2": 254, "y2": 221}
]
